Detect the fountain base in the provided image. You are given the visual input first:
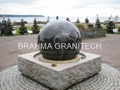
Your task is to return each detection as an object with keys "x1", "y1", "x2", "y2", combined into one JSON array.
[{"x1": 18, "y1": 51, "x2": 101, "y2": 90}]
